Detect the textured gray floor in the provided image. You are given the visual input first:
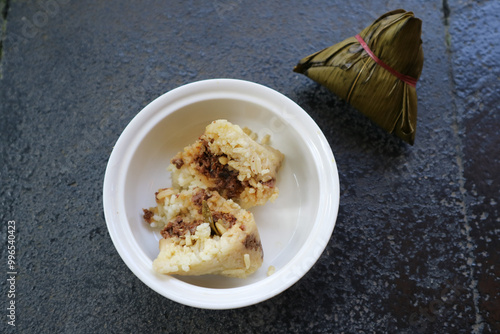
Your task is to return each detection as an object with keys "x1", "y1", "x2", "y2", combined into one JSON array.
[{"x1": 1, "y1": 1, "x2": 498, "y2": 333}]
